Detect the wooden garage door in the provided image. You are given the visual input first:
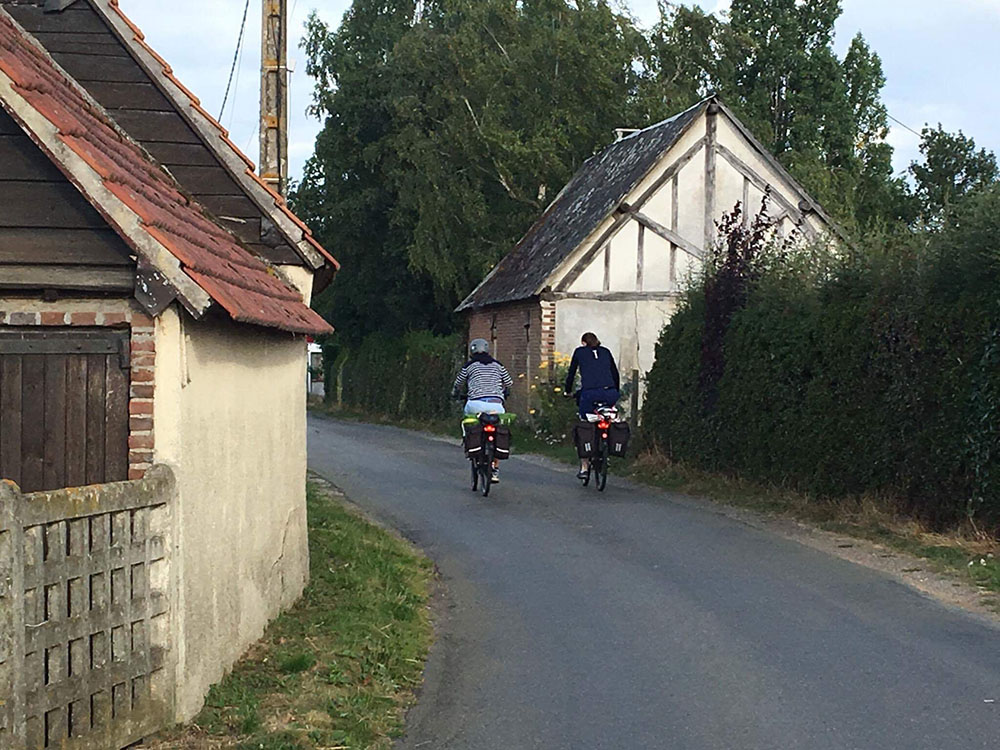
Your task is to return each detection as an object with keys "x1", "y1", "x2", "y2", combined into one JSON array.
[{"x1": 0, "y1": 328, "x2": 129, "y2": 492}]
